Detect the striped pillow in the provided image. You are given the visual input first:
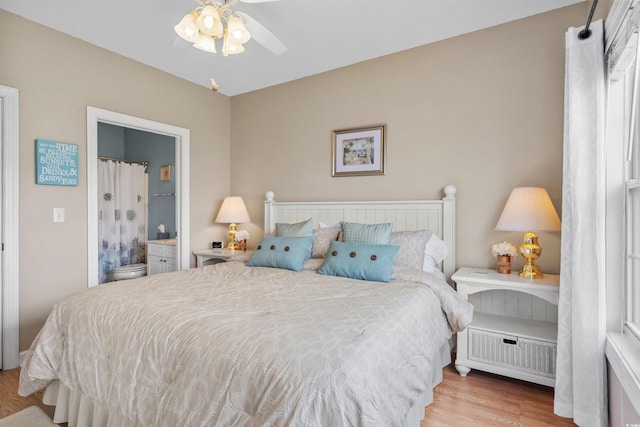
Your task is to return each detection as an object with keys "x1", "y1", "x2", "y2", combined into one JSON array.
[
  {"x1": 341, "y1": 222, "x2": 393, "y2": 245},
  {"x1": 275, "y1": 218, "x2": 313, "y2": 237}
]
